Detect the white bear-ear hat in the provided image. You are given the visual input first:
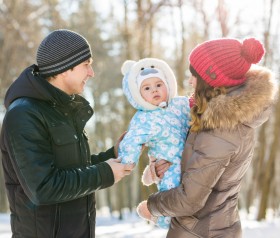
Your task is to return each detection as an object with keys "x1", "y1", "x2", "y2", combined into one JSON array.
[{"x1": 121, "y1": 58, "x2": 177, "y2": 110}]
